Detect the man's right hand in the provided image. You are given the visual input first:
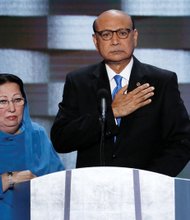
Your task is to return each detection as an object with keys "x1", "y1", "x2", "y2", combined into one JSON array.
[{"x1": 112, "y1": 83, "x2": 155, "y2": 118}]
